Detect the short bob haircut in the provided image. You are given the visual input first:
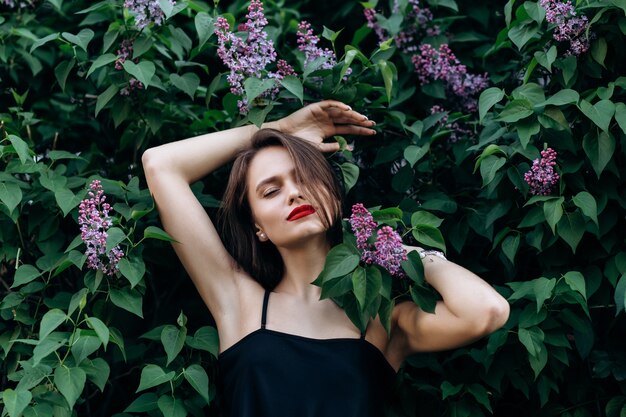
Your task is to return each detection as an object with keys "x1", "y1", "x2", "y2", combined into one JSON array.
[{"x1": 218, "y1": 129, "x2": 344, "y2": 290}]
